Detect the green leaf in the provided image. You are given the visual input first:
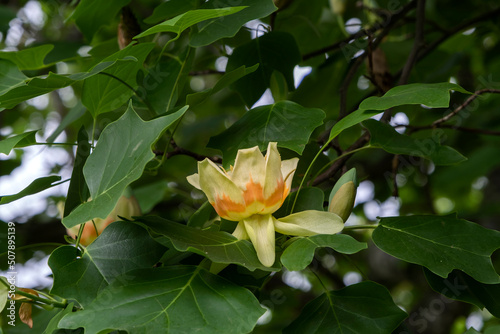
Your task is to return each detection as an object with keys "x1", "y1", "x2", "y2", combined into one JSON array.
[
  {"x1": 0, "y1": 277, "x2": 7, "y2": 313},
  {"x1": 42, "y1": 302, "x2": 74, "y2": 334},
  {"x1": 464, "y1": 328, "x2": 481, "y2": 334},
  {"x1": 373, "y1": 215, "x2": 500, "y2": 284},
  {"x1": 209, "y1": 100, "x2": 325, "y2": 168},
  {"x1": 49, "y1": 221, "x2": 166, "y2": 307},
  {"x1": 359, "y1": 82, "x2": 470, "y2": 111},
  {"x1": 0, "y1": 58, "x2": 135, "y2": 110},
  {"x1": 82, "y1": 43, "x2": 155, "y2": 117},
  {"x1": 0, "y1": 45, "x2": 54, "y2": 70},
  {"x1": 59, "y1": 266, "x2": 265, "y2": 334},
  {"x1": 135, "y1": 215, "x2": 280, "y2": 271},
  {"x1": 133, "y1": 181, "x2": 170, "y2": 214},
  {"x1": 63, "y1": 127, "x2": 91, "y2": 217},
  {"x1": 0, "y1": 175, "x2": 61, "y2": 205},
  {"x1": 144, "y1": 0, "x2": 198, "y2": 24},
  {"x1": 485, "y1": 325, "x2": 500, "y2": 334},
  {"x1": 227, "y1": 31, "x2": 301, "y2": 106},
  {"x1": 0, "y1": 59, "x2": 27, "y2": 96},
  {"x1": 187, "y1": 201, "x2": 216, "y2": 228},
  {"x1": 0, "y1": 130, "x2": 37, "y2": 155},
  {"x1": 328, "y1": 82, "x2": 471, "y2": 141},
  {"x1": 363, "y1": 119, "x2": 467, "y2": 165},
  {"x1": 270, "y1": 70, "x2": 289, "y2": 102},
  {"x1": 135, "y1": 7, "x2": 247, "y2": 39},
  {"x1": 283, "y1": 281, "x2": 407, "y2": 334},
  {"x1": 143, "y1": 49, "x2": 193, "y2": 114},
  {"x1": 281, "y1": 234, "x2": 367, "y2": 271},
  {"x1": 71, "y1": 0, "x2": 131, "y2": 41},
  {"x1": 424, "y1": 269, "x2": 500, "y2": 318},
  {"x1": 46, "y1": 102, "x2": 86, "y2": 143},
  {"x1": 189, "y1": 0, "x2": 278, "y2": 47},
  {"x1": 274, "y1": 187, "x2": 324, "y2": 219},
  {"x1": 62, "y1": 104, "x2": 187, "y2": 228},
  {"x1": 186, "y1": 64, "x2": 259, "y2": 106}
]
